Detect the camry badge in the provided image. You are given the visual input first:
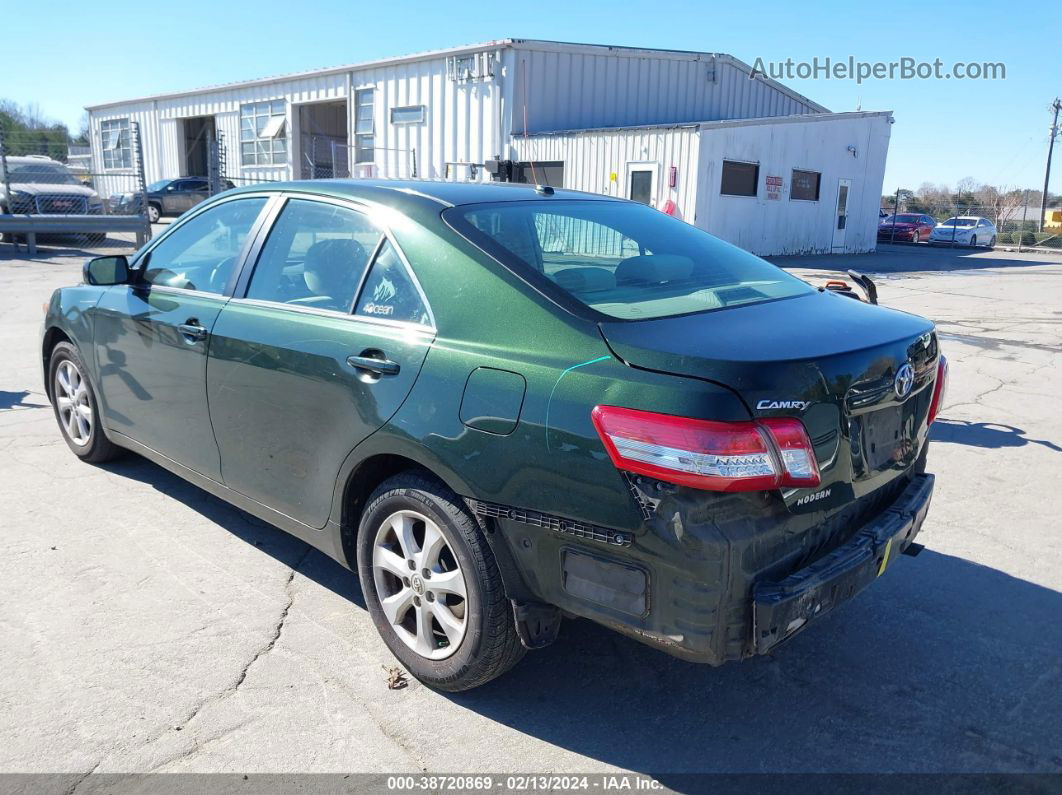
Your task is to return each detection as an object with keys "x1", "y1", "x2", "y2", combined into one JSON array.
[{"x1": 894, "y1": 362, "x2": 915, "y2": 399}]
